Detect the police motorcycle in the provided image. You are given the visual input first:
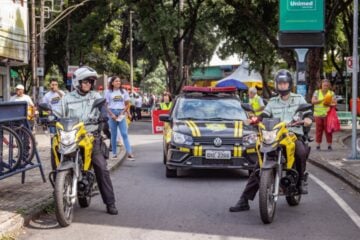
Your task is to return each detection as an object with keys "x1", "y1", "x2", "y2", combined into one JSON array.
[
  {"x1": 39, "y1": 98, "x2": 108, "y2": 227},
  {"x1": 246, "y1": 103, "x2": 313, "y2": 224}
]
